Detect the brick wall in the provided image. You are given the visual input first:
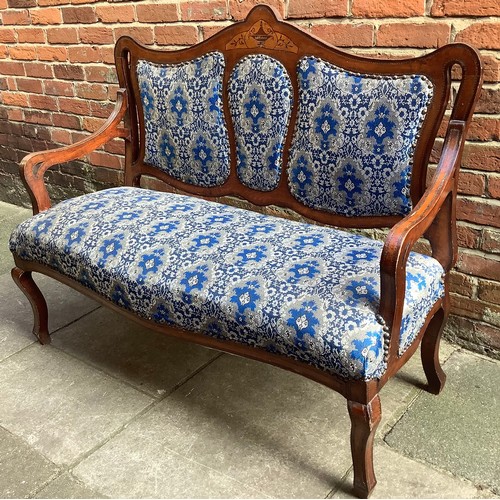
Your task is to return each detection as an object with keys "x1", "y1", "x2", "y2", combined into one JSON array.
[{"x1": 0, "y1": 0, "x2": 499, "y2": 356}]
